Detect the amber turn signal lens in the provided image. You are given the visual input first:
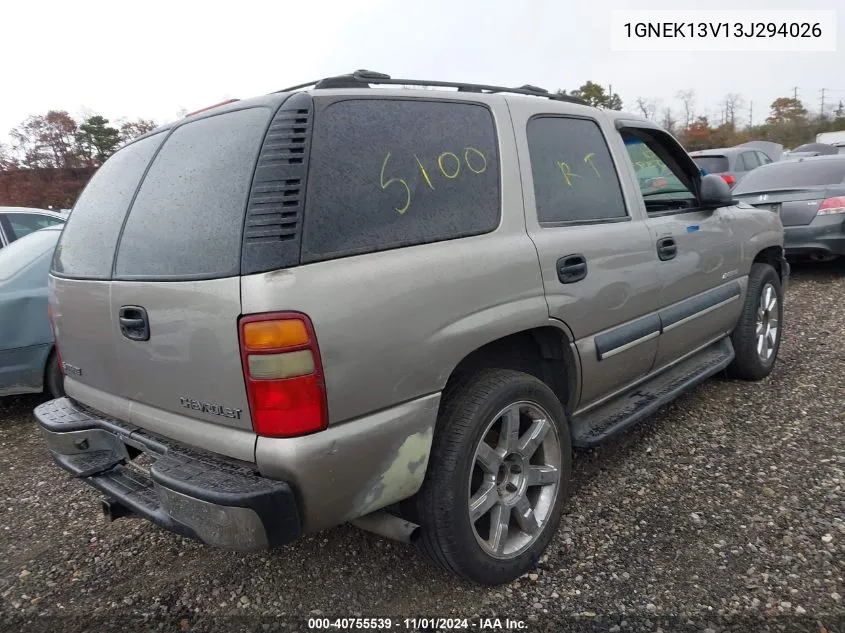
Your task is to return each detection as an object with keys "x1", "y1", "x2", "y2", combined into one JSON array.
[{"x1": 243, "y1": 319, "x2": 309, "y2": 350}]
